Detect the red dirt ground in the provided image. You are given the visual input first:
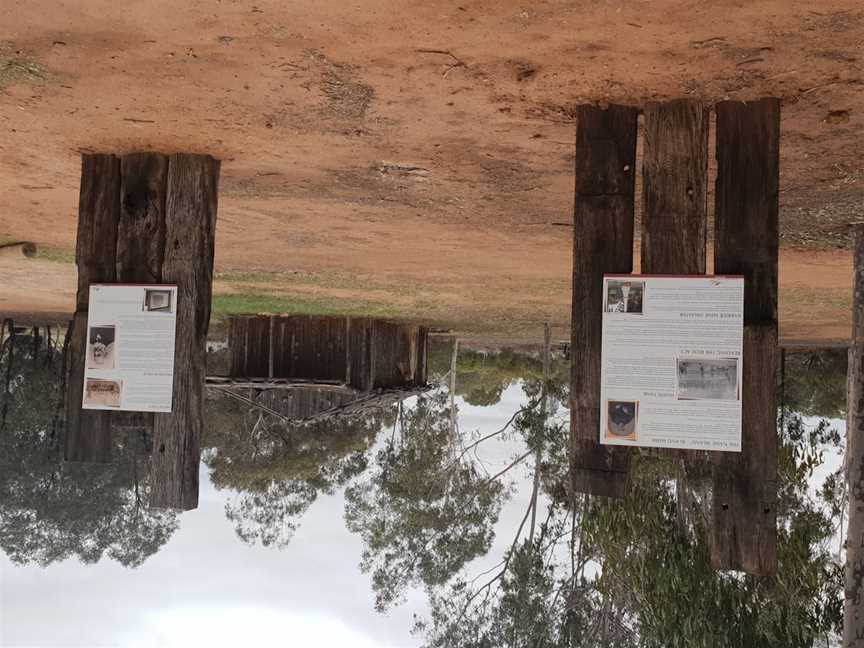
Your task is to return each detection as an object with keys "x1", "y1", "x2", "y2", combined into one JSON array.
[{"x1": 1, "y1": 1, "x2": 862, "y2": 341}]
